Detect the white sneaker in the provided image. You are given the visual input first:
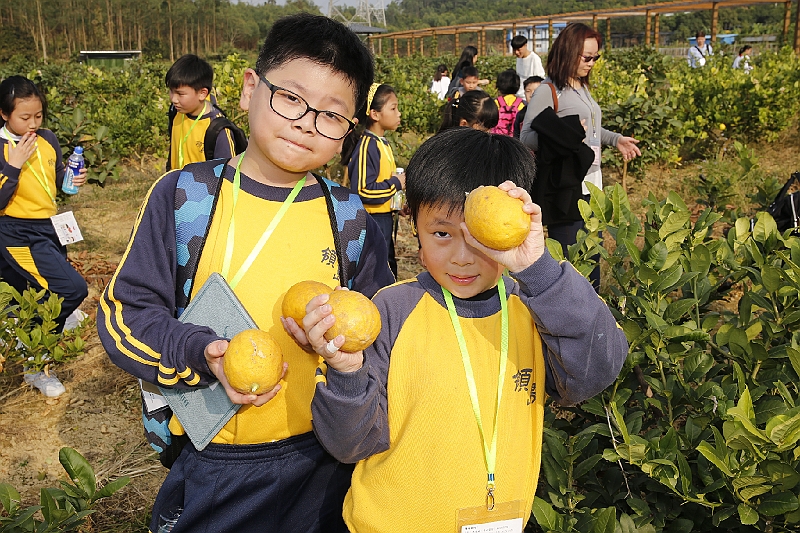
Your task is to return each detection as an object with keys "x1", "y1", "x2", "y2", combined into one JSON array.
[{"x1": 24, "y1": 371, "x2": 66, "y2": 398}]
